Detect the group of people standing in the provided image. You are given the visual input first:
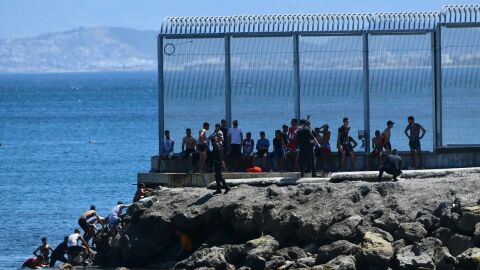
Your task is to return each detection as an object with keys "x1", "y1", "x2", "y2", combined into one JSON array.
[{"x1": 159, "y1": 115, "x2": 427, "y2": 177}]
